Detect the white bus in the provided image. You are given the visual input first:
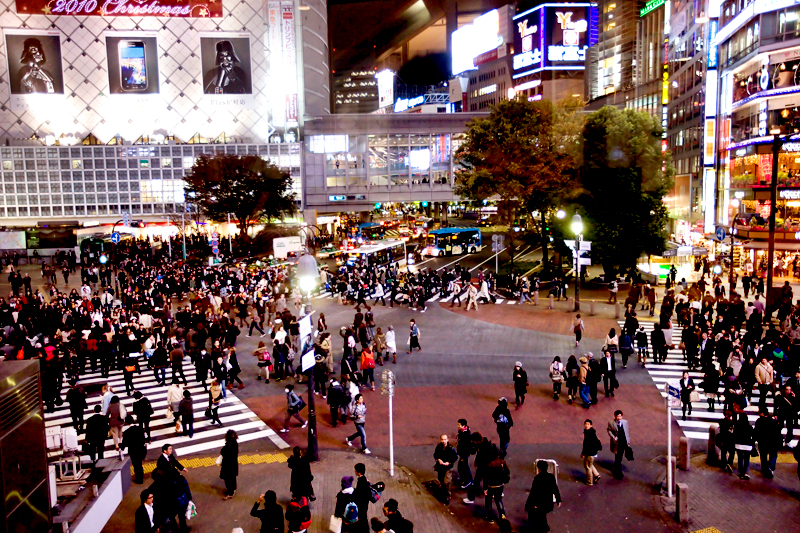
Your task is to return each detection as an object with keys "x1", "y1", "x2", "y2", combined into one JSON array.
[{"x1": 346, "y1": 239, "x2": 405, "y2": 268}]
